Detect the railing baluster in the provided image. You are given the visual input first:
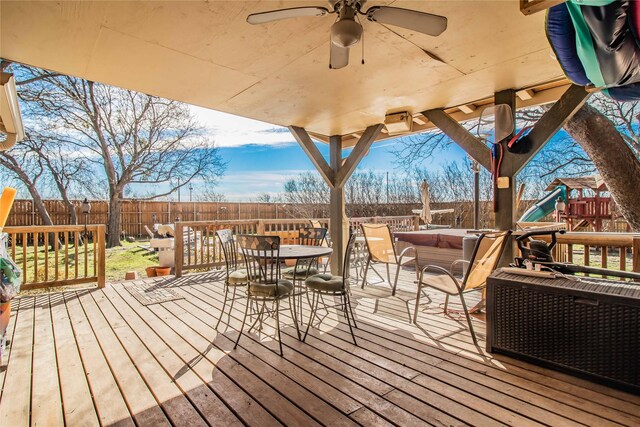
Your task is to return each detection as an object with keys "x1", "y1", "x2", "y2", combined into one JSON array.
[
  {"x1": 620, "y1": 247, "x2": 626, "y2": 271},
  {"x1": 34, "y1": 232, "x2": 39, "y2": 282},
  {"x1": 22, "y1": 232, "x2": 27, "y2": 283},
  {"x1": 601, "y1": 245, "x2": 608, "y2": 270},
  {"x1": 64, "y1": 231, "x2": 69, "y2": 280},
  {"x1": 84, "y1": 230, "x2": 89, "y2": 278},
  {"x1": 54, "y1": 232, "x2": 59, "y2": 281},
  {"x1": 44, "y1": 231, "x2": 49, "y2": 283},
  {"x1": 74, "y1": 231, "x2": 79, "y2": 279},
  {"x1": 584, "y1": 244, "x2": 590, "y2": 277}
]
